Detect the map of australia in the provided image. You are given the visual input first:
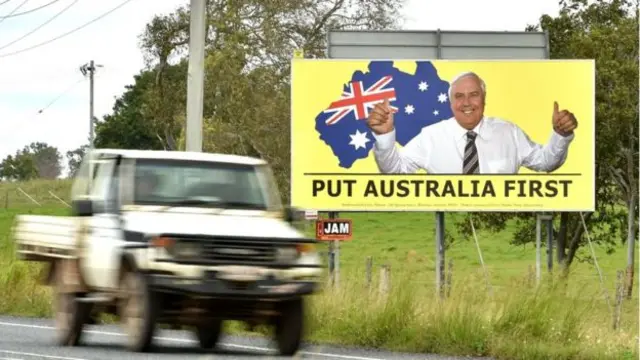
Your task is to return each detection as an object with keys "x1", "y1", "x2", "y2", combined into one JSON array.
[{"x1": 314, "y1": 61, "x2": 454, "y2": 169}]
